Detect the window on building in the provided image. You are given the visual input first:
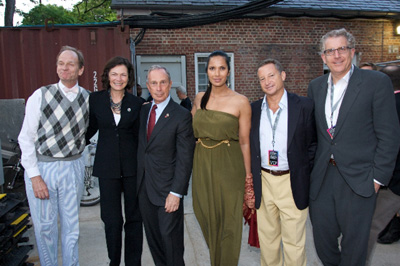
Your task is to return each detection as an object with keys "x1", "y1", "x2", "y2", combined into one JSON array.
[{"x1": 195, "y1": 53, "x2": 235, "y2": 94}]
